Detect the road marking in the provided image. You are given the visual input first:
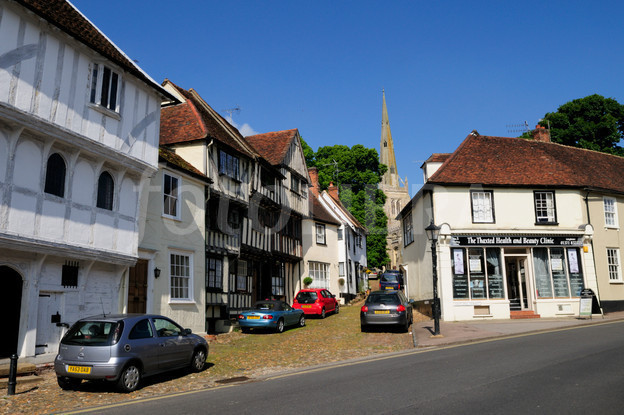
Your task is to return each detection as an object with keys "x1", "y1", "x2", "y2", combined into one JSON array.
[{"x1": 60, "y1": 319, "x2": 624, "y2": 413}]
